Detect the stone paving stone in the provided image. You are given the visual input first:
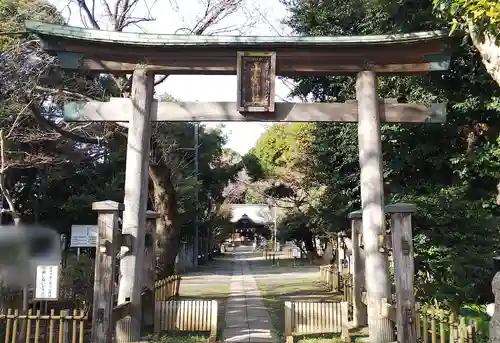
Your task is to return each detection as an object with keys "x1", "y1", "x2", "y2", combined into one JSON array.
[{"x1": 222, "y1": 246, "x2": 278, "y2": 343}]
